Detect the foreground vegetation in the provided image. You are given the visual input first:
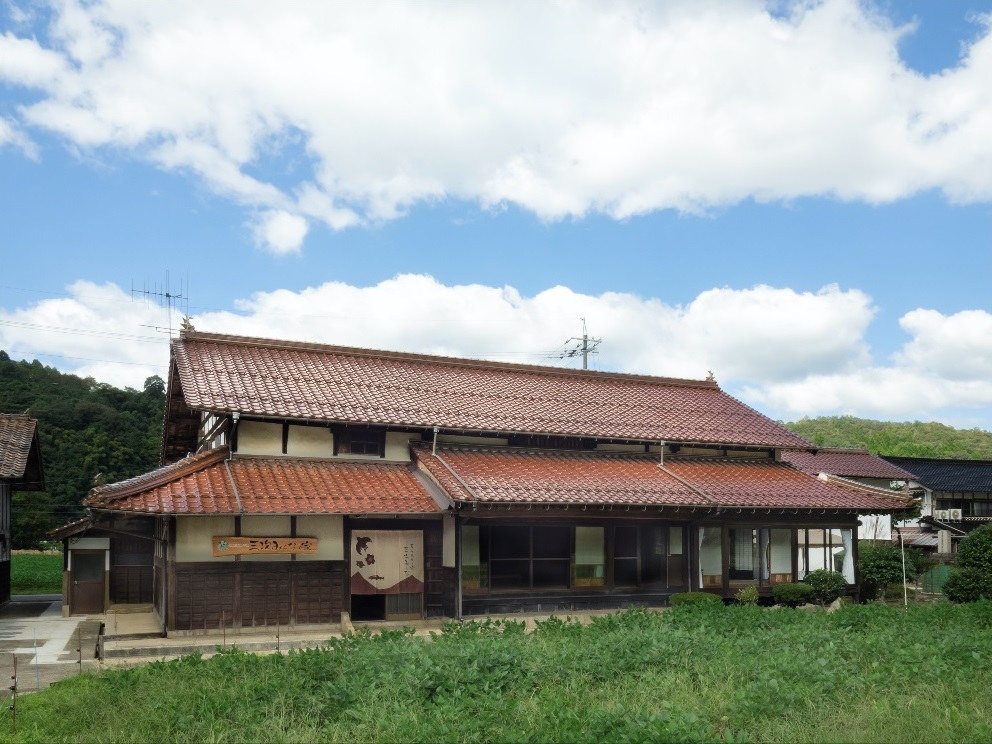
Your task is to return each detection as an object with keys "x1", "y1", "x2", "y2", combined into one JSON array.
[
  {"x1": 7, "y1": 602, "x2": 992, "y2": 743},
  {"x1": 10, "y1": 552, "x2": 62, "y2": 594}
]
